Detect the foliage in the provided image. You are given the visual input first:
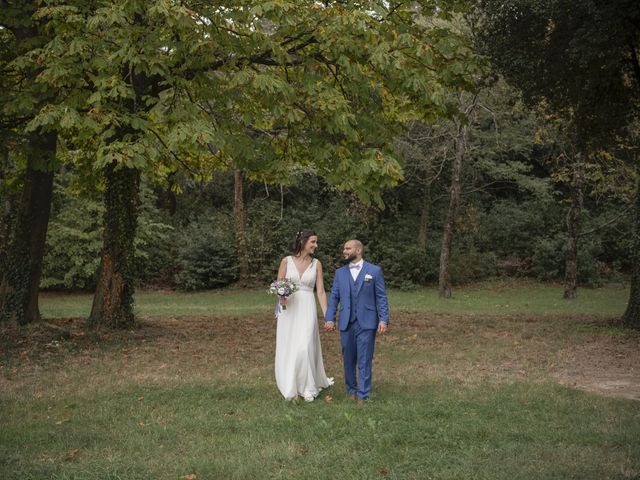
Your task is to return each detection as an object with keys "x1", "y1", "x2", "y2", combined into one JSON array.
[
  {"x1": 173, "y1": 213, "x2": 238, "y2": 291},
  {"x1": 134, "y1": 183, "x2": 176, "y2": 288},
  {"x1": 31, "y1": 0, "x2": 486, "y2": 207},
  {"x1": 41, "y1": 174, "x2": 175, "y2": 291},
  {"x1": 41, "y1": 190, "x2": 103, "y2": 291},
  {"x1": 474, "y1": 0, "x2": 640, "y2": 149},
  {"x1": 3, "y1": 0, "x2": 636, "y2": 301},
  {"x1": 0, "y1": 2, "x2": 60, "y2": 324},
  {"x1": 0, "y1": 0, "x2": 485, "y2": 326}
]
